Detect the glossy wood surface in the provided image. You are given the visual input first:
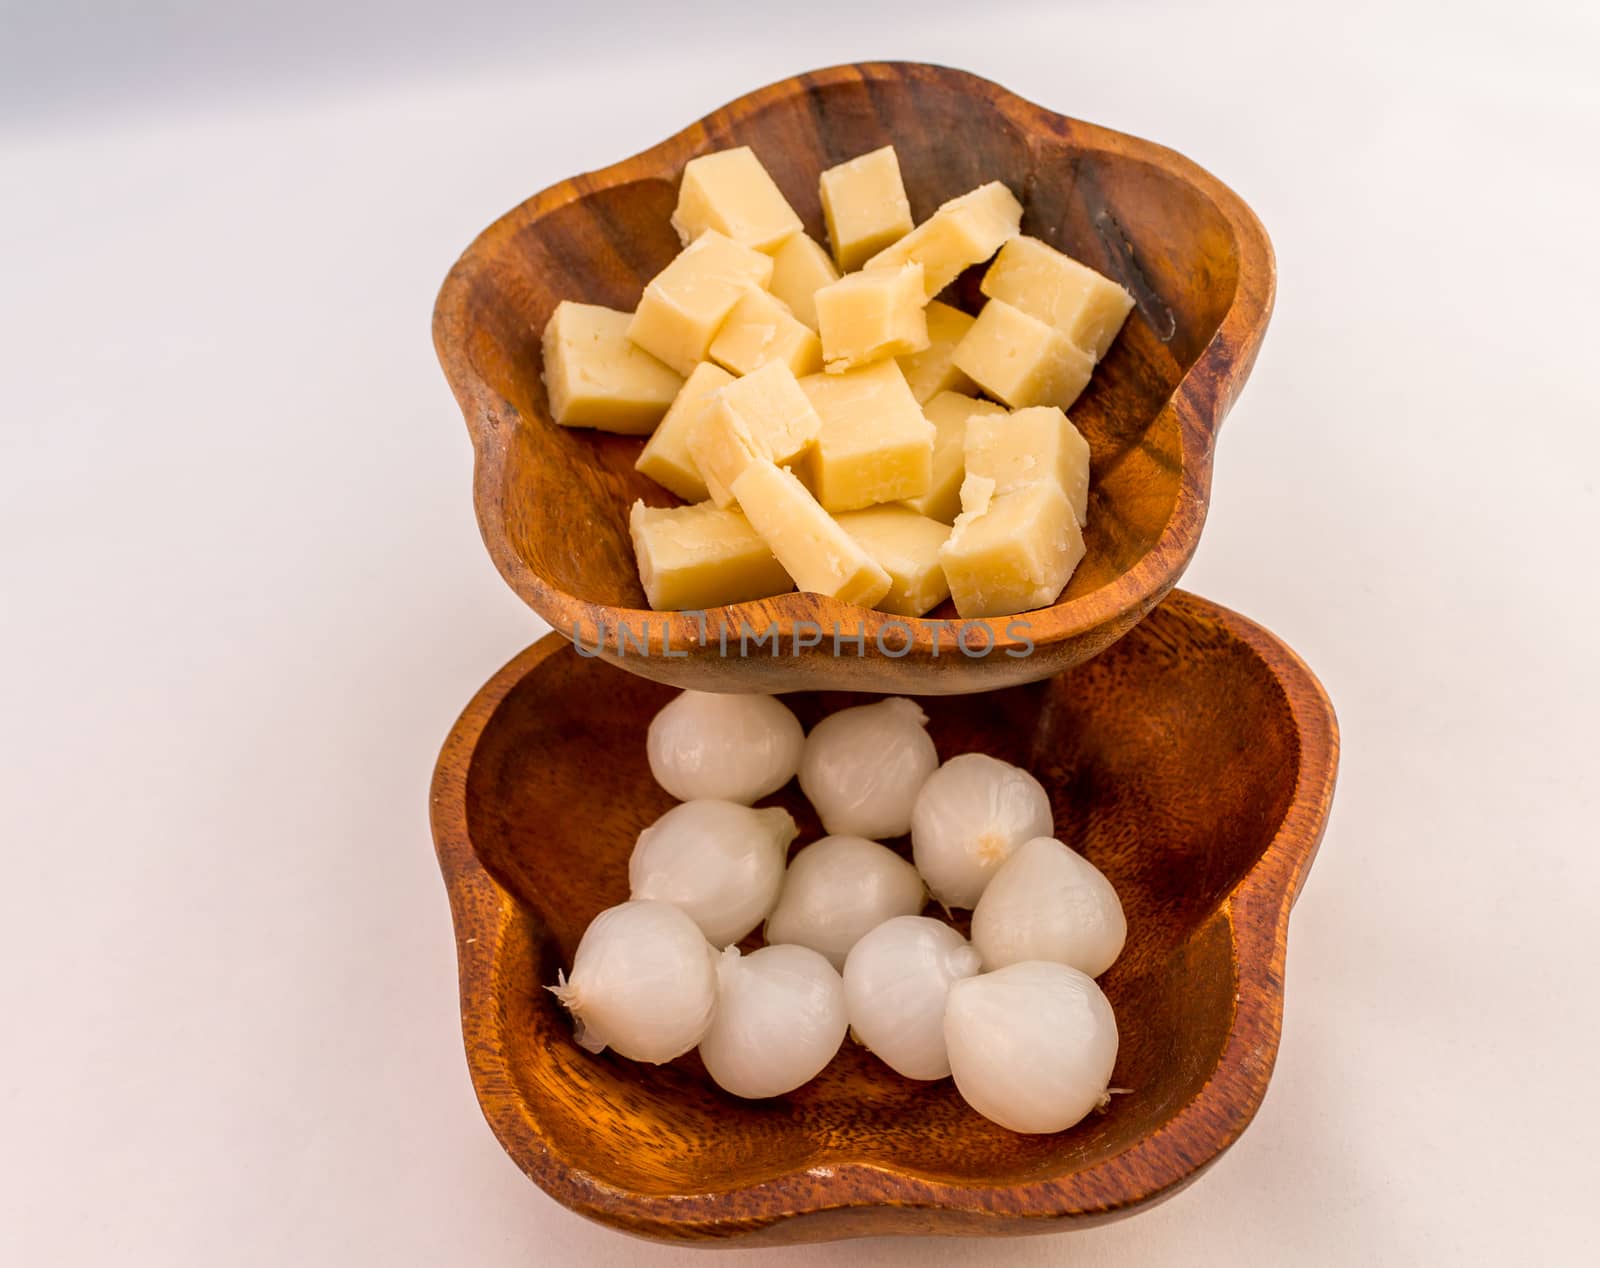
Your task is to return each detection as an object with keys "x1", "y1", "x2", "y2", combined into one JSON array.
[
  {"x1": 432, "y1": 63, "x2": 1275, "y2": 693},
  {"x1": 429, "y1": 590, "x2": 1338, "y2": 1244}
]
